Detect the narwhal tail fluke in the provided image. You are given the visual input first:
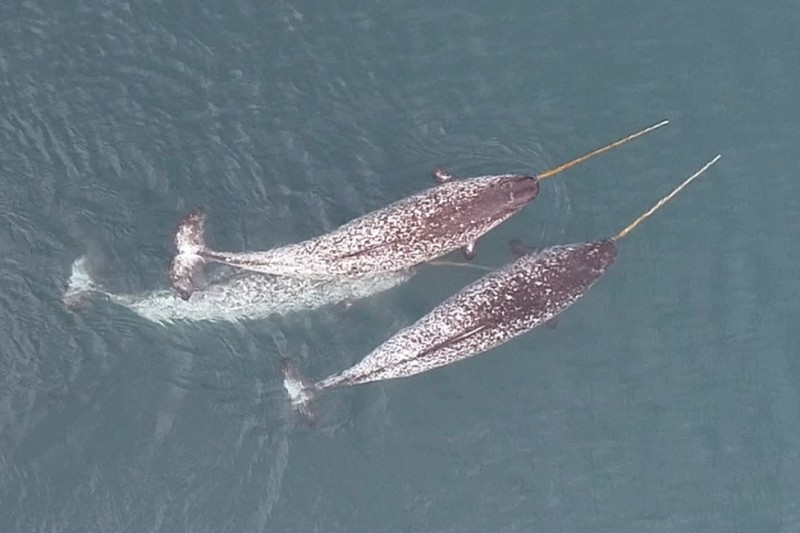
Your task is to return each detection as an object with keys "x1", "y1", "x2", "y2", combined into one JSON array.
[
  {"x1": 63, "y1": 255, "x2": 104, "y2": 309},
  {"x1": 169, "y1": 207, "x2": 210, "y2": 300},
  {"x1": 280, "y1": 358, "x2": 318, "y2": 422}
]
